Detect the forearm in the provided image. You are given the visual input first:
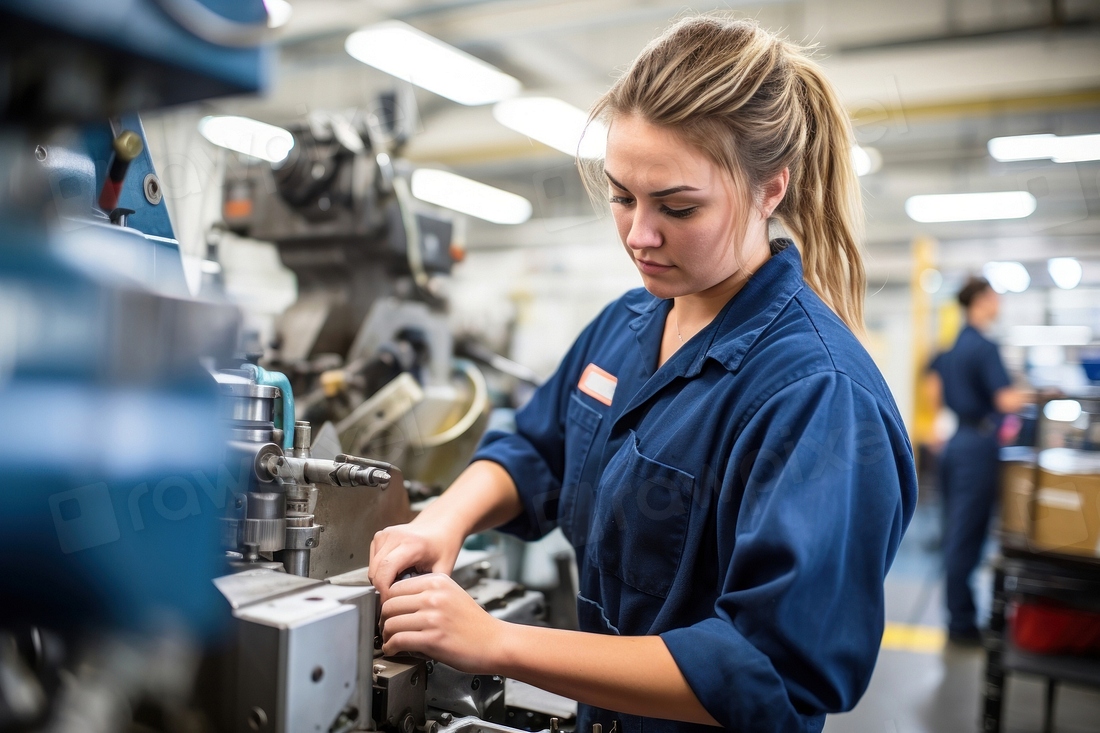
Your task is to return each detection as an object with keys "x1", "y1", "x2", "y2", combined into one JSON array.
[
  {"x1": 413, "y1": 460, "x2": 524, "y2": 539},
  {"x1": 495, "y1": 624, "x2": 719, "y2": 726},
  {"x1": 995, "y1": 386, "x2": 1031, "y2": 414}
]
